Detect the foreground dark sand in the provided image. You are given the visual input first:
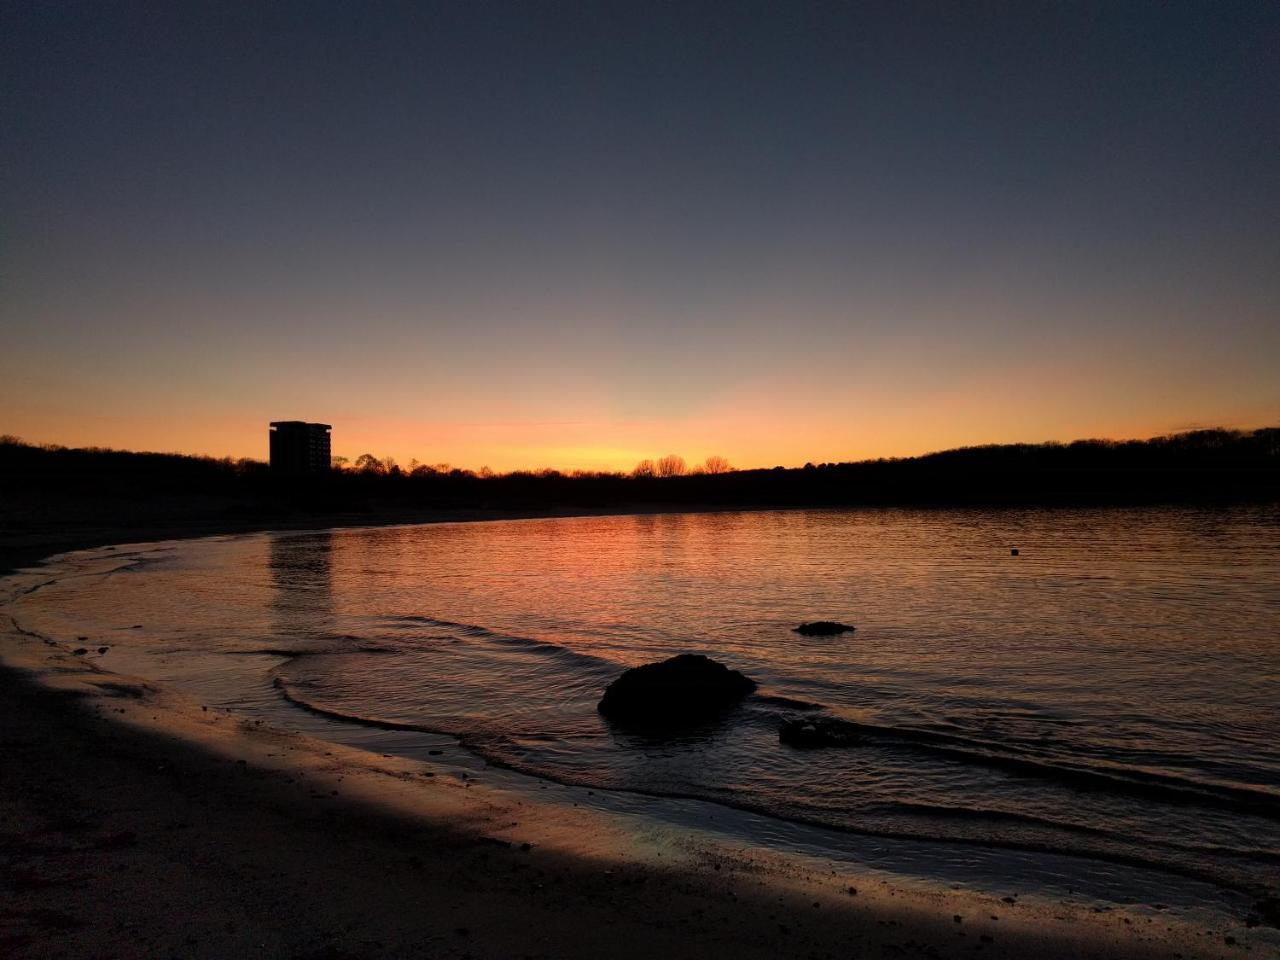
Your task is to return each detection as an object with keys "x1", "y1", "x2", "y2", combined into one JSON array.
[{"x1": 0, "y1": 525, "x2": 1264, "y2": 959}]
